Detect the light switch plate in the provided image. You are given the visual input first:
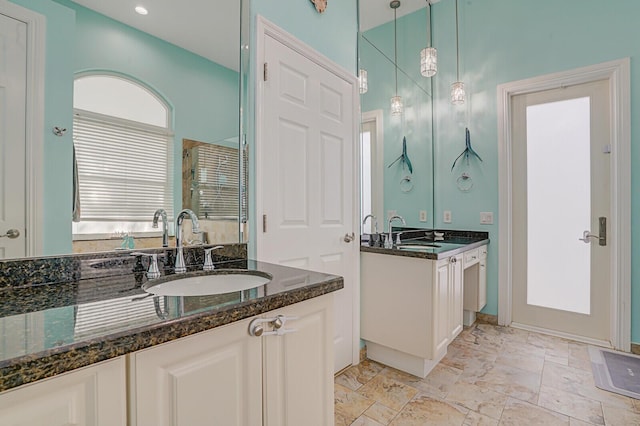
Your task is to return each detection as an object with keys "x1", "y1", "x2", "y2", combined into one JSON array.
[
  {"x1": 443, "y1": 210, "x2": 452, "y2": 223},
  {"x1": 480, "y1": 212, "x2": 494, "y2": 224},
  {"x1": 419, "y1": 210, "x2": 427, "y2": 222}
]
